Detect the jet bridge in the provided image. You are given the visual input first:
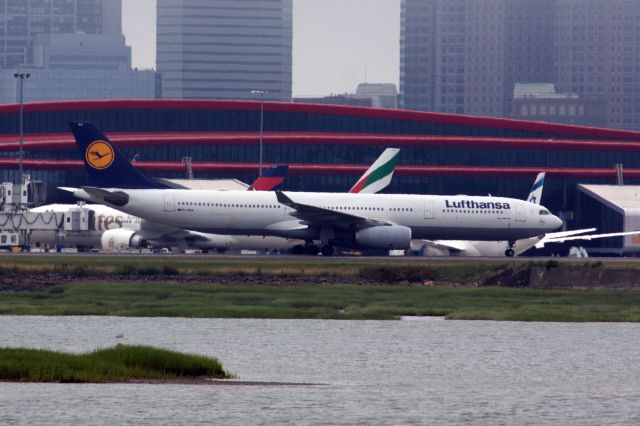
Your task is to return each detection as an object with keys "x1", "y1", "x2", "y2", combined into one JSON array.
[{"x1": 0, "y1": 177, "x2": 93, "y2": 250}]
